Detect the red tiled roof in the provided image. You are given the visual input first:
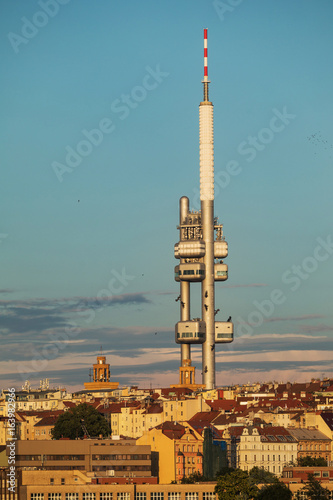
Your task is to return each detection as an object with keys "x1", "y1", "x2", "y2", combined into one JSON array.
[
  {"x1": 227, "y1": 426, "x2": 245, "y2": 437},
  {"x1": 205, "y1": 399, "x2": 242, "y2": 412},
  {"x1": 63, "y1": 401, "x2": 76, "y2": 408},
  {"x1": 99, "y1": 402, "x2": 141, "y2": 414},
  {"x1": 34, "y1": 414, "x2": 60, "y2": 427},
  {"x1": 17, "y1": 410, "x2": 63, "y2": 418},
  {"x1": 189, "y1": 411, "x2": 220, "y2": 424},
  {"x1": 155, "y1": 421, "x2": 186, "y2": 439},
  {"x1": 212, "y1": 414, "x2": 237, "y2": 426},
  {"x1": 147, "y1": 404, "x2": 163, "y2": 414},
  {"x1": 321, "y1": 412, "x2": 333, "y2": 430}
]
